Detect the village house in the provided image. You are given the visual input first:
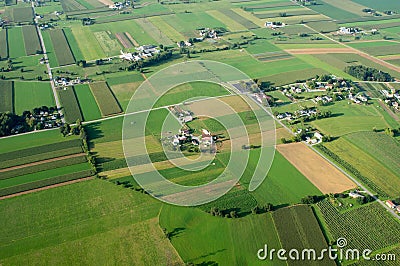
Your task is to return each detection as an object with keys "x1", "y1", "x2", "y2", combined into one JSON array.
[
  {"x1": 265, "y1": 21, "x2": 285, "y2": 29},
  {"x1": 386, "y1": 200, "x2": 396, "y2": 209},
  {"x1": 349, "y1": 191, "x2": 365, "y2": 198}
]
